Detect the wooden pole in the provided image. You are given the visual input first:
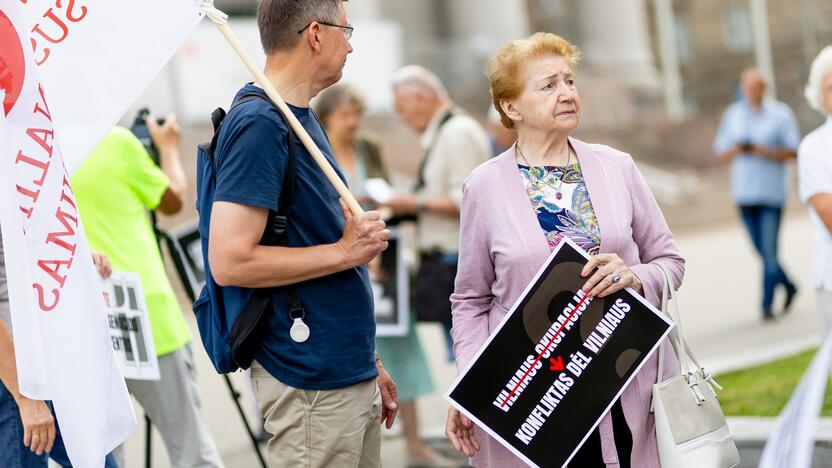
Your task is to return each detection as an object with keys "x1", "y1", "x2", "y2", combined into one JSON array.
[{"x1": 204, "y1": 10, "x2": 364, "y2": 216}]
